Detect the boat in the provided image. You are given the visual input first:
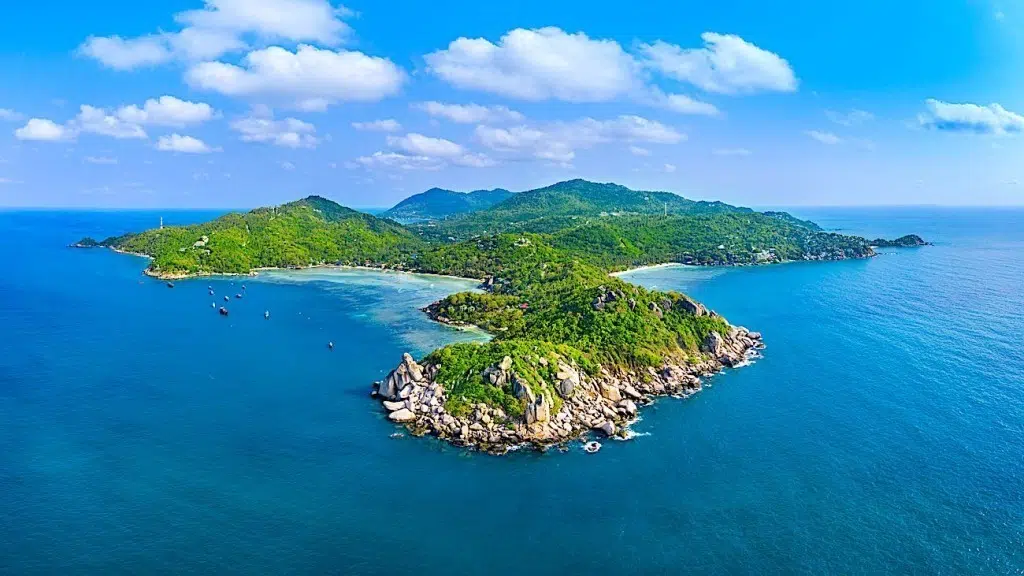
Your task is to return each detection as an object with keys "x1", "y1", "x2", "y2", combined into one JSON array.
[
  {"x1": 328, "y1": 341, "x2": 334, "y2": 350},
  {"x1": 584, "y1": 441, "x2": 601, "y2": 454},
  {"x1": 208, "y1": 289, "x2": 214, "y2": 296},
  {"x1": 219, "y1": 307, "x2": 229, "y2": 316},
  {"x1": 211, "y1": 303, "x2": 216, "y2": 308},
  {"x1": 264, "y1": 311, "x2": 270, "y2": 319},
  {"x1": 235, "y1": 294, "x2": 243, "y2": 299},
  {"x1": 223, "y1": 296, "x2": 229, "y2": 301},
  {"x1": 166, "y1": 282, "x2": 174, "y2": 288}
]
